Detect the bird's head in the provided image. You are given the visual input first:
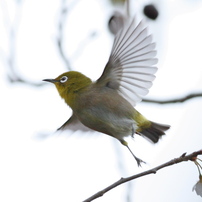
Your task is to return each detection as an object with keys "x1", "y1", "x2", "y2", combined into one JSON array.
[{"x1": 43, "y1": 71, "x2": 92, "y2": 107}]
